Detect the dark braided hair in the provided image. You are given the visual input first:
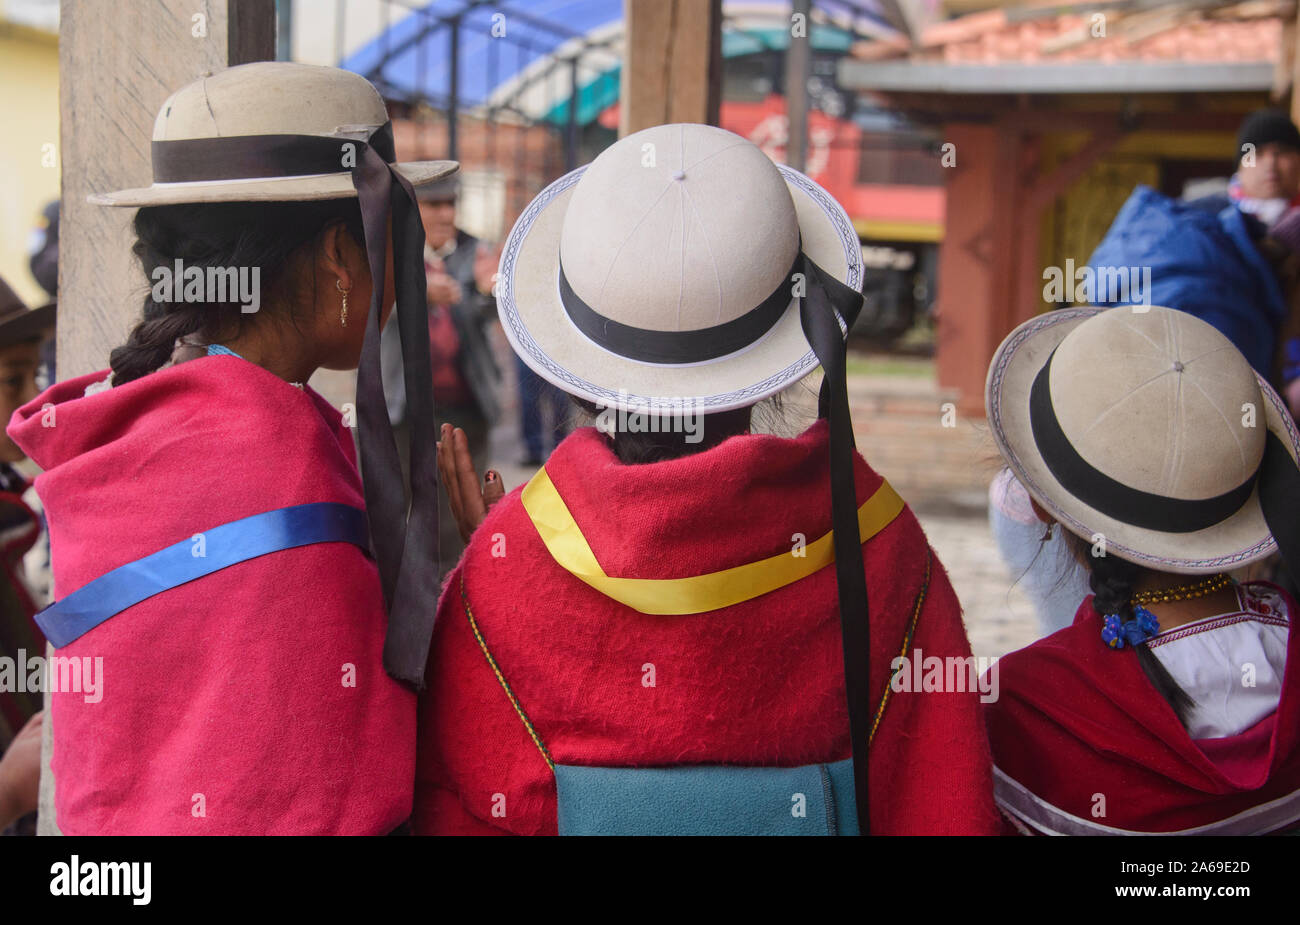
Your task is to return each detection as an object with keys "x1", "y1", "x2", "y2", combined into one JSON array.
[
  {"x1": 570, "y1": 397, "x2": 758, "y2": 464},
  {"x1": 109, "y1": 199, "x2": 365, "y2": 386},
  {"x1": 1067, "y1": 534, "x2": 1197, "y2": 725}
]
